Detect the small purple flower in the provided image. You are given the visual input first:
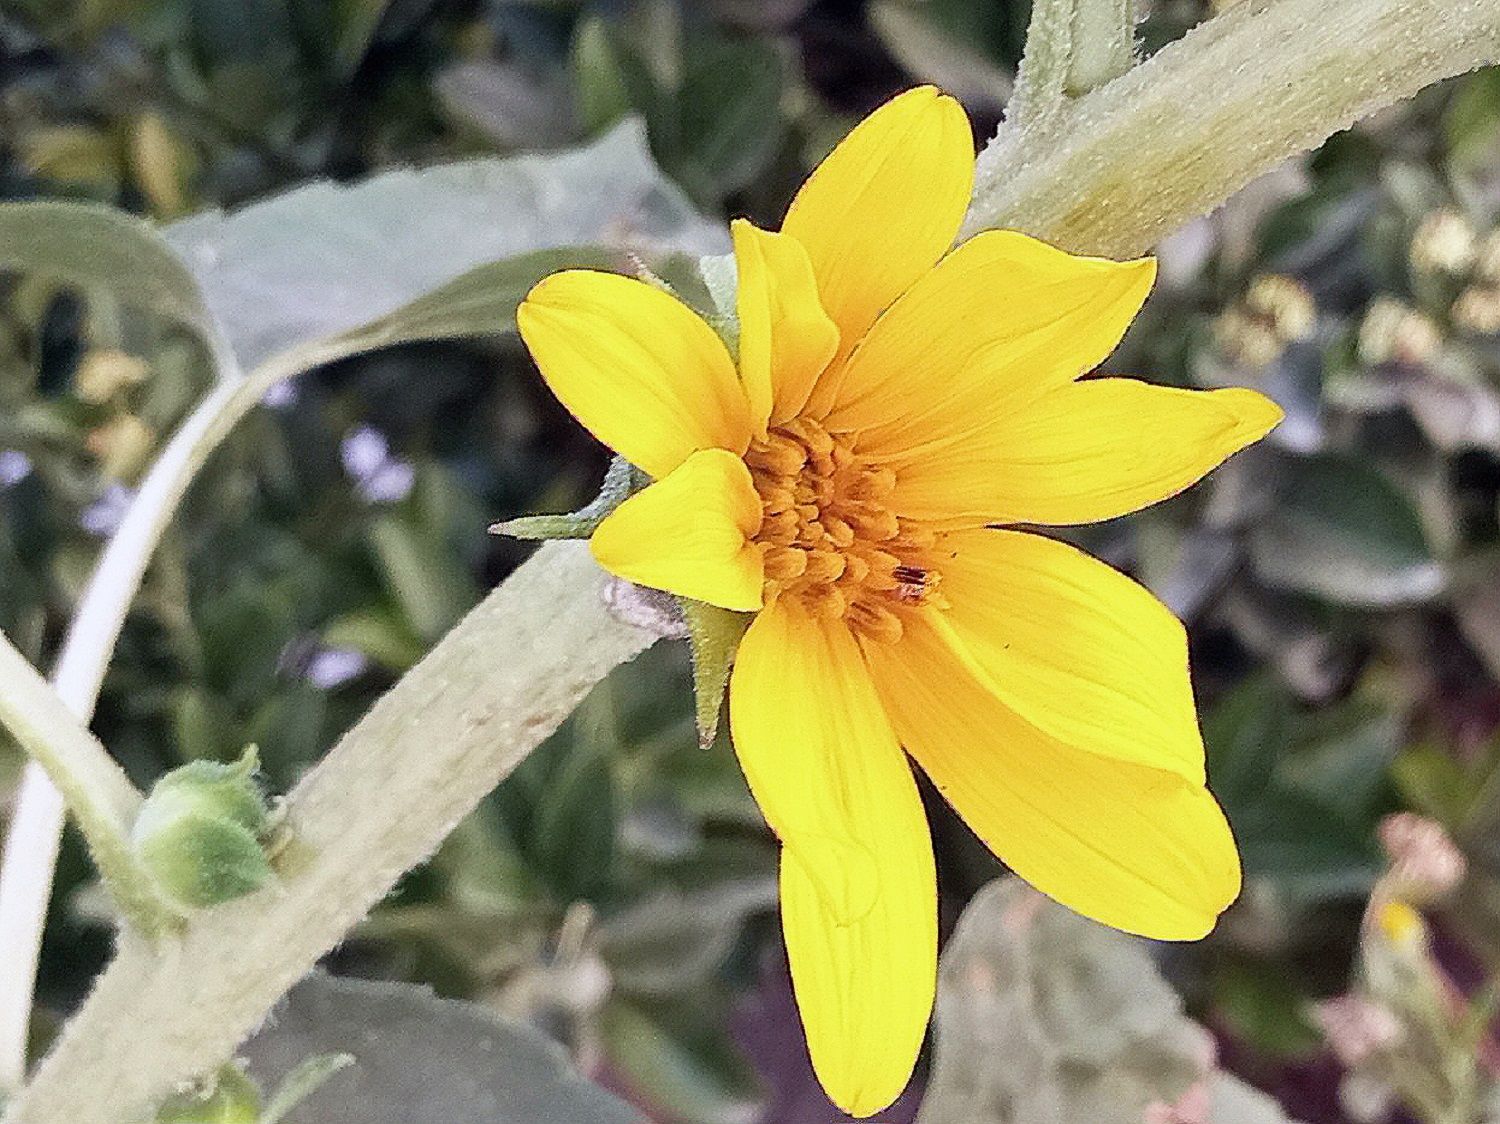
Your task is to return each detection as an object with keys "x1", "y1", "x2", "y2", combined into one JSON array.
[
  {"x1": 341, "y1": 426, "x2": 391, "y2": 478},
  {"x1": 340, "y1": 425, "x2": 415, "y2": 505},
  {"x1": 80, "y1": 483, "x2": 133, "y2": 537},
  {"x1": 305, "y1": 647, "x2": 370, "y2": 690},
  {"x1": 358, "y1": 461, "x2": 416, "y2": 504},
  {"x1": 261, "y1": 380, "x2": 299, "y2": 410},
  {"x1": 0, "y1": 450, "x2": 32, "y2": 487}
]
